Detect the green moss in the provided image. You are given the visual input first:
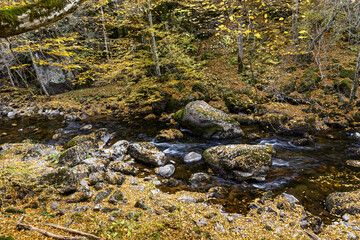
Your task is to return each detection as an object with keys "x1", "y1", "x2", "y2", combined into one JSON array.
[
  {"x1": 0, "y1": 0, "x2": 67, "y2": 25},
  {"x1": 173, "y1": 109, "x2": 184, "y2": 121},
  {"x1": 340, "y1": 67, "x2": 355, "y2": 80}
]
